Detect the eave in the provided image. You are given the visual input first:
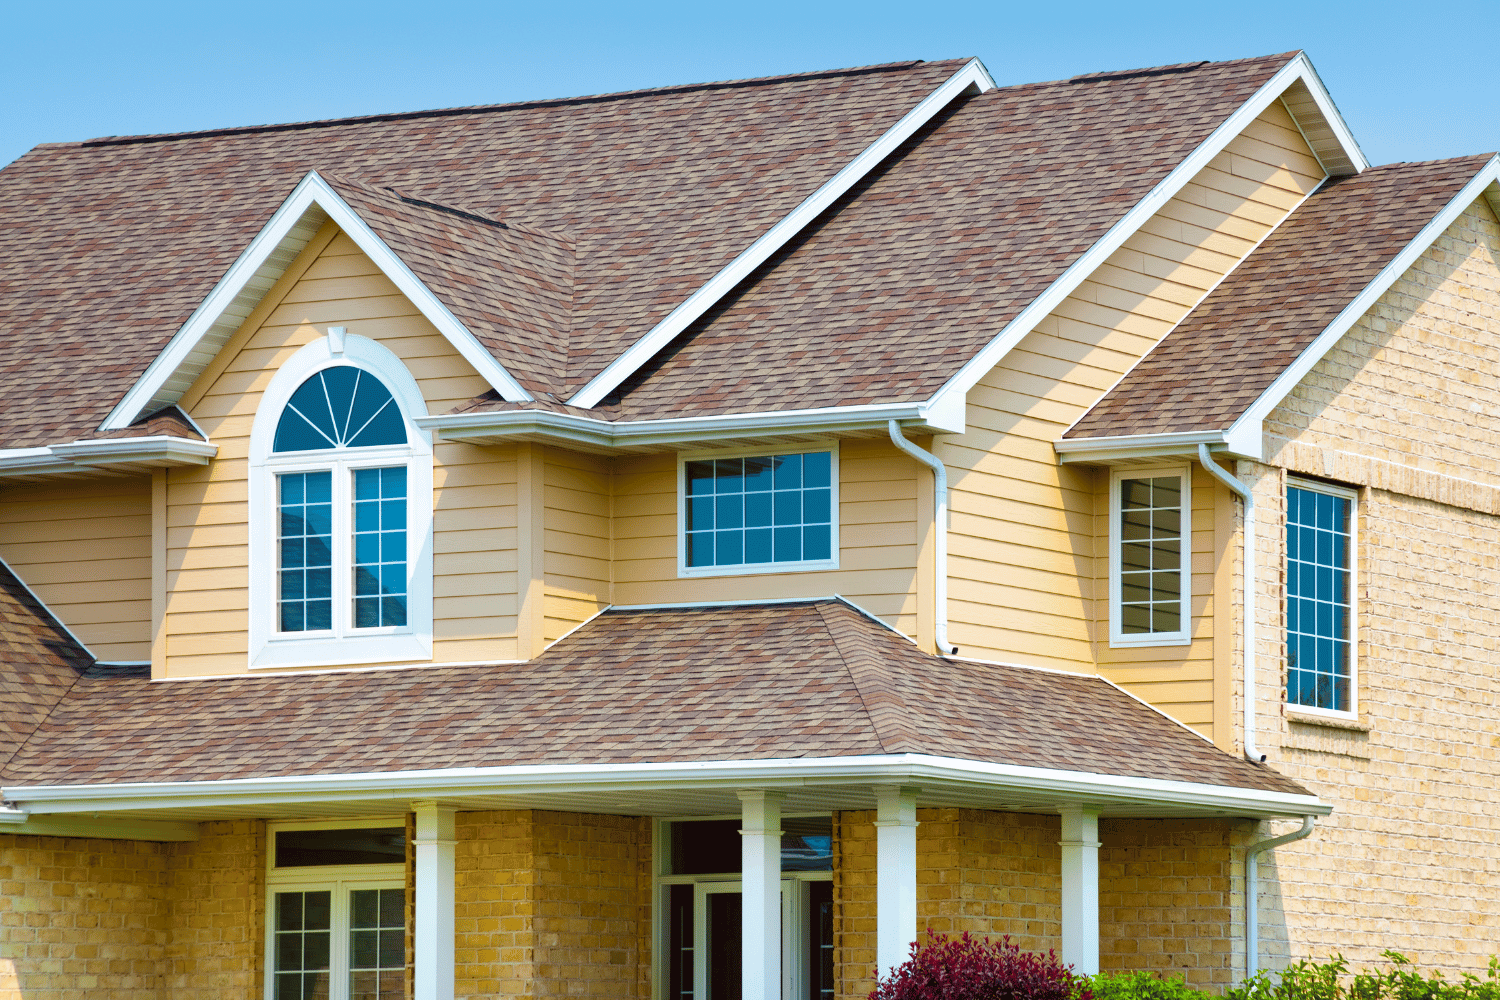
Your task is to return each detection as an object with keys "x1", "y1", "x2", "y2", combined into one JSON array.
[
  {"x1": 418, "y1": 398, "x2": 966, "y2": 454},
  {"x1": 2, "y1": 752, "x2": 1331, "y2": 824},
  {"x1": 1054, "y1": 431, "x2": 1233, "y2": 466},
  {"x1": 0, "y1": 436, "x2": 218, "y2": 480}
]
